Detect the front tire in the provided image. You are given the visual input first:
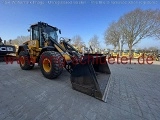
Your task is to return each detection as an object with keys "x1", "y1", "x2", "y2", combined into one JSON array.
[{"x1": 39, "y1": 51, "x2": 64, "y2": 79}]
